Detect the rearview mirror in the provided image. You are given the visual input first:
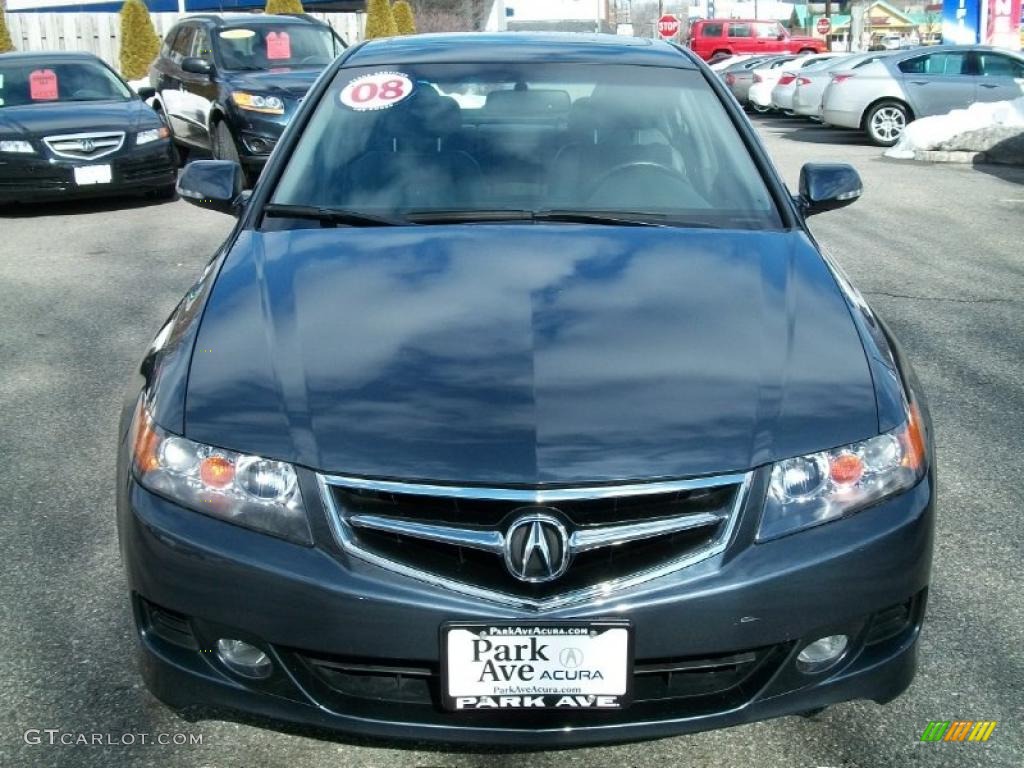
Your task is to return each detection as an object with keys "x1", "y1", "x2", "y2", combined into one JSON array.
[
  {"x1": 177, "y1": 160, "x2": 245, "y2": 216},
  {"x1": 798, "y1": 163, "x2": 862, "y2": 216},
  {"x1": 181, "y1": 57, "x2": 213, "y2": 76}
]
